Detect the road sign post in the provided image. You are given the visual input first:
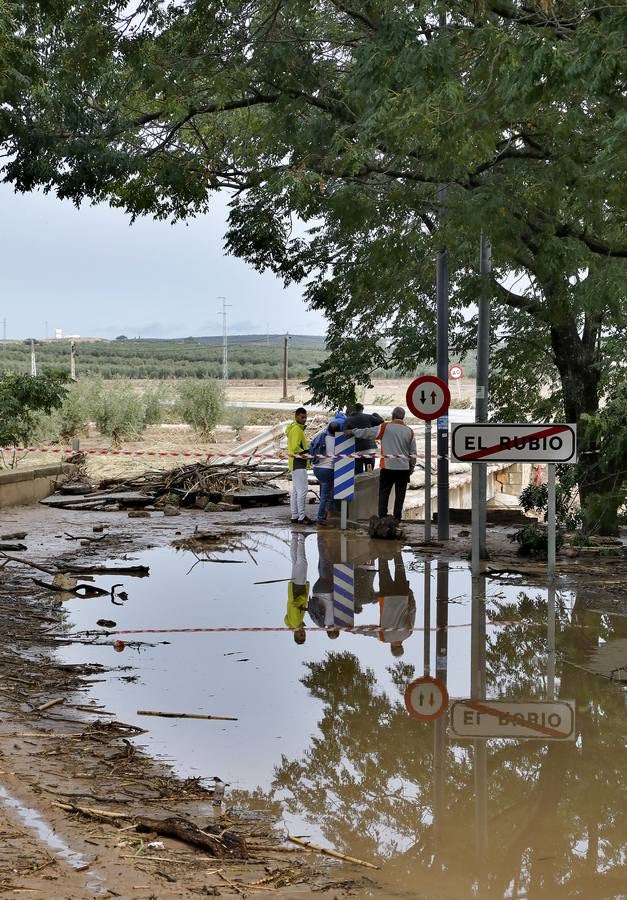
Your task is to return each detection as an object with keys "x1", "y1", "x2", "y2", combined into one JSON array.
[
  {"x1": 548, "y1": 463, "x2": 556, "y2": 581},
  {"x1": 406, "y1": 376, "x2": 451, "y2": 543},
  {"x1": 424, "y1": 421, "x2": 432, "y2": 541},
  {"x1": 452, "y1": 424, "x2": 577, "y2": 577},
  {"x1": 333, "y1": 434, "x2": 355, "y2": 531}
]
